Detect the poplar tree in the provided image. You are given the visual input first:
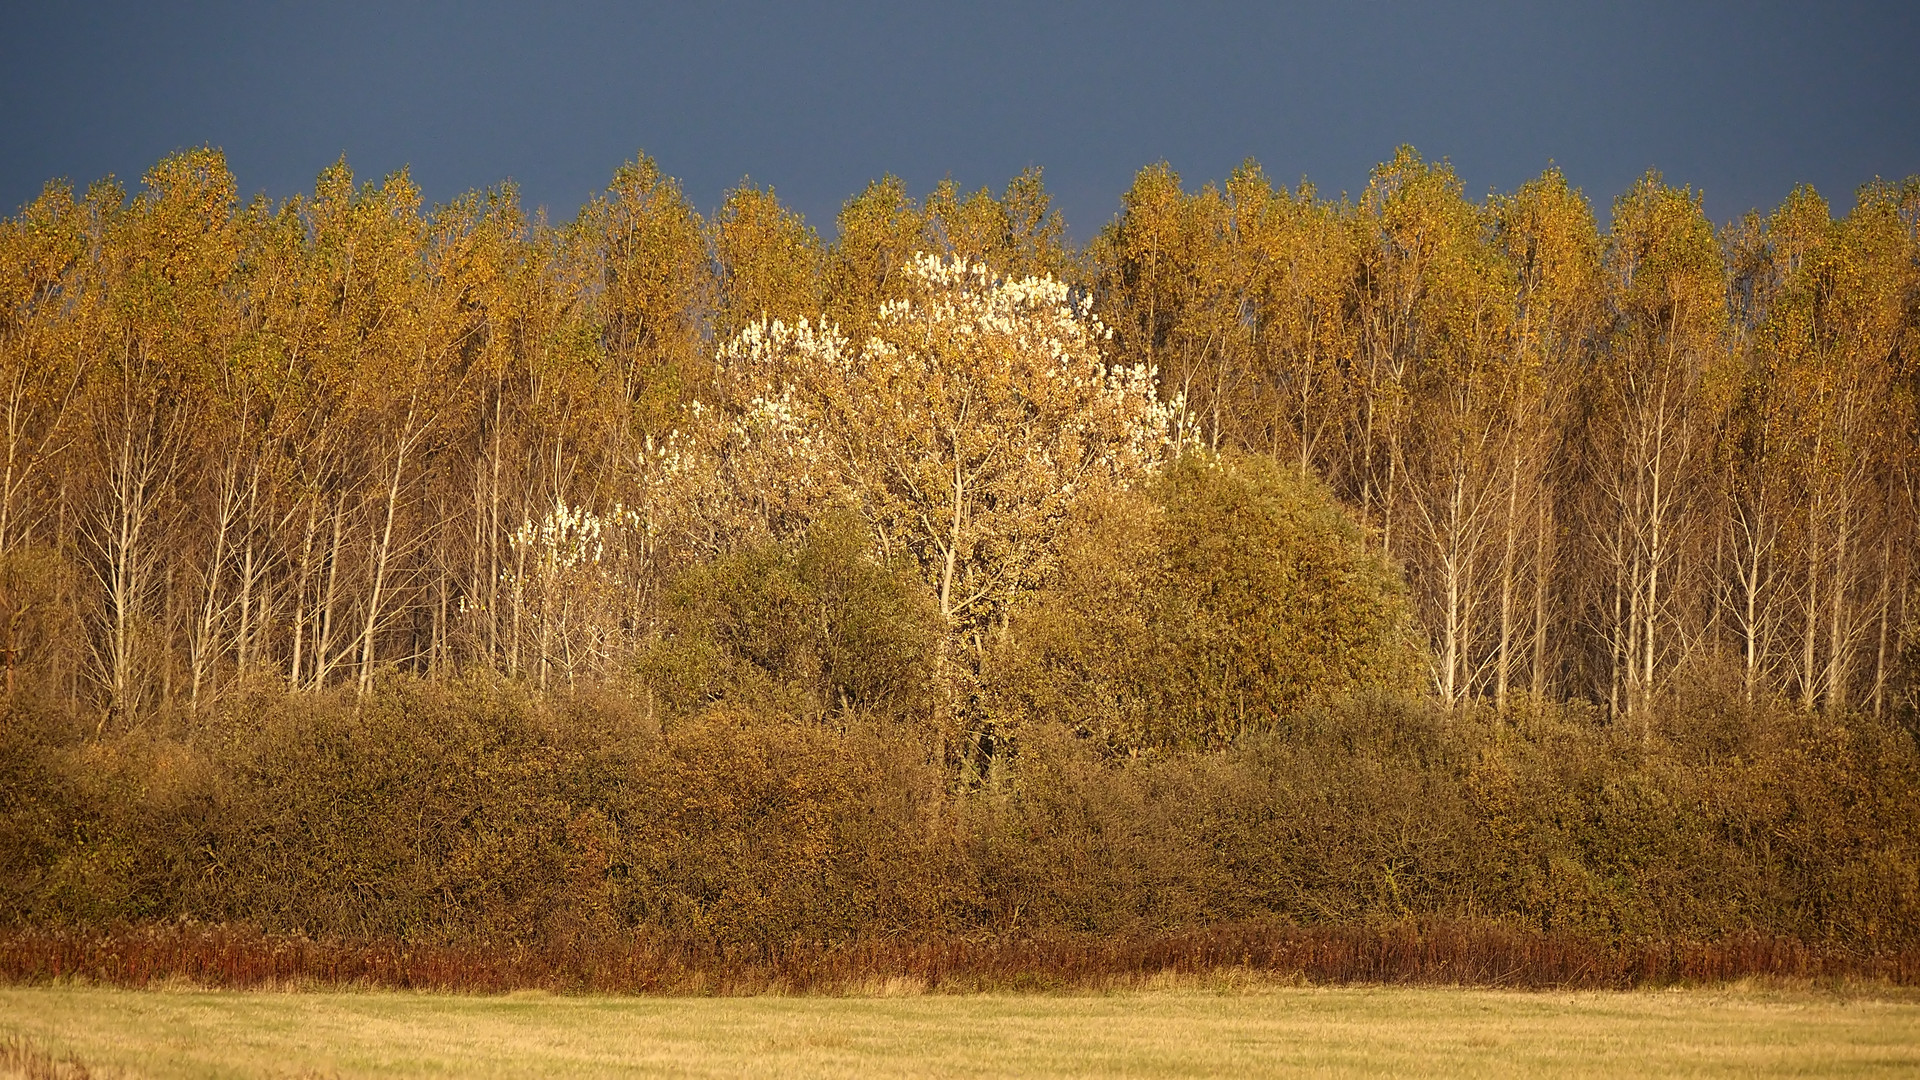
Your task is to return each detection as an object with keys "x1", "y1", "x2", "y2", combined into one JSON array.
[
  {"x1": 1491, "y1": 168, "x2": 1603, "y2": 704},
  {"x1": 1585, "y1": 173, "x2": 1730, "y2": 724}
]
